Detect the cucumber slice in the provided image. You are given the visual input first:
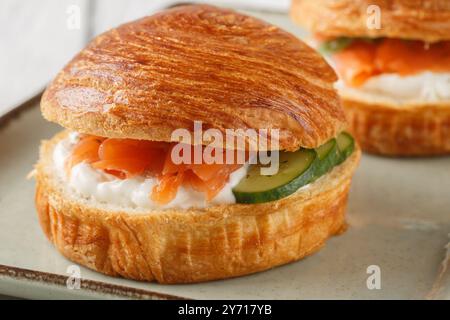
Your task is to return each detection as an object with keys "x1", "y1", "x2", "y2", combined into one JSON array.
[
  {"x1": 314, "y1": 138, "x2": 340, "y2": 178},
  {"x1": 316, "y1": 139, "x2": 335, "y2": 160},
  {"x1": 232, "y1": 132, "x2": 355, "y2": 204},
  {"x1": 319, "y1": 37, "x2": 353, "y2": 55},
  {"x1": 232, "y1": 149, "x2": 316, "y2": 204},
  {"x1": 336, "y1": 132, "x2": 355, "y2": 163}
]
